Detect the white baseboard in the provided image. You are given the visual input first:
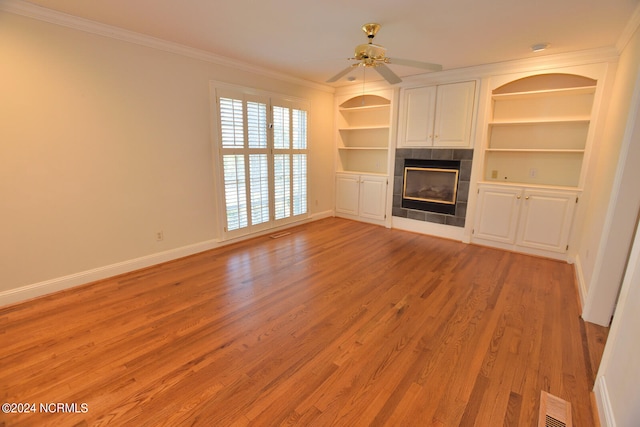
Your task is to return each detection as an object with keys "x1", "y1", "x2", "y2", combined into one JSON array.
[
  {"x1": 309, "y1": 209, "x2": 334, "y2": 221},
  {"x1": 574, "y1": 254, "x2": 589, "y2": 310},
  {"x1": 0, "y1": 213, "x2": 335, "y2": 308},
  {"x1": 594, "y1": 376, "x2": 617, "y2": 427},
  {"x1": 0, "y1": 239, "x2": 222, "y2": 308}
]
